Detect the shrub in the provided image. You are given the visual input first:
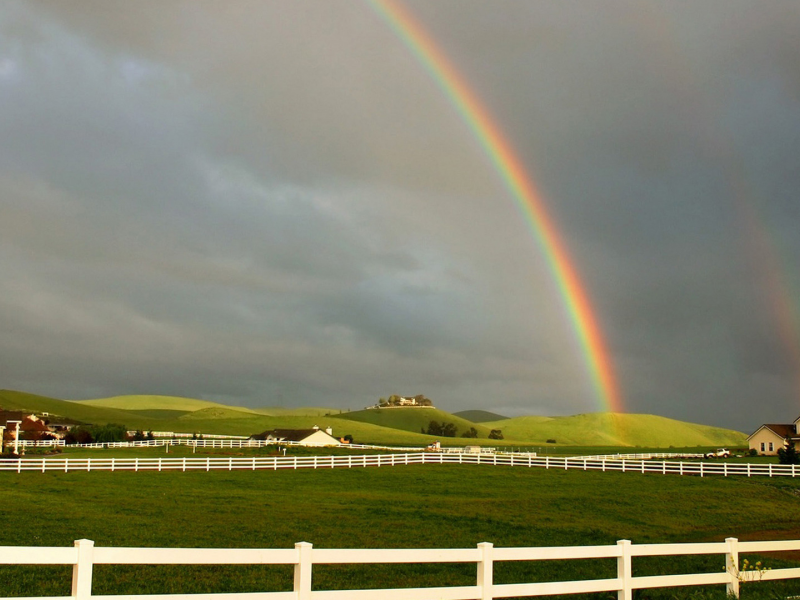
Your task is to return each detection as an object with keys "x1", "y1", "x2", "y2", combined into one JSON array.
[
  {"x1": 546, "y1": 438, "x2": 557, "y2": 444},
  {"x1": 489, "y1": 429, "x2": 504, "y2": 440},
  {"x1": 778, "y1": 441, "x2": 800, "y2": 465},
  {"x1": 461, "y1": 427, "x2": 478, "y2": 438},
  {"x1": 64, "y1": 423, "x2": 128, "y2": 445}
]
